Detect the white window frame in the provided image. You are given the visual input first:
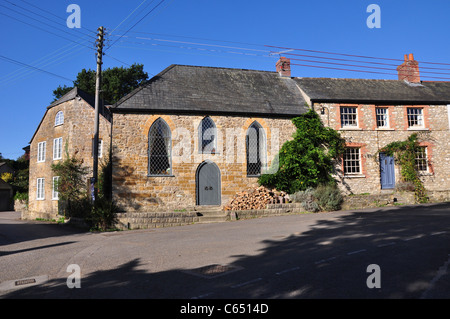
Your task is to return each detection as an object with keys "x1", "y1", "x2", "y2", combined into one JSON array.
[
  {"x1": 375, "y1": 107, "x2": 389, "y2": 128},
  {"x1": 55, "y1": 111, "x2": 64, "y2": 126},
  {"x1": 407, "y1": 107, "x2": 424, "y2": 128},
  {"x1": 415, "y1": 147, "x2": 428, "y2": 173},
  {"x1": 343, "y1": 148, "x2": 361, "y2": 175},
  {"x1": 52, "y1": 176, "x2": 60, "y2": 200},
  {"x1": 340, "y1": 107, "x2": 358, "y2": 128},
  {"x1": 53, "y1": 137, "x2": 63, "y2": 160},
  {"x1": 36, "y1": 178, "x2": 45, "y2": 200},
  {"x1": 37, "y1": 141, "x2": 46, "y2": 162}
]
